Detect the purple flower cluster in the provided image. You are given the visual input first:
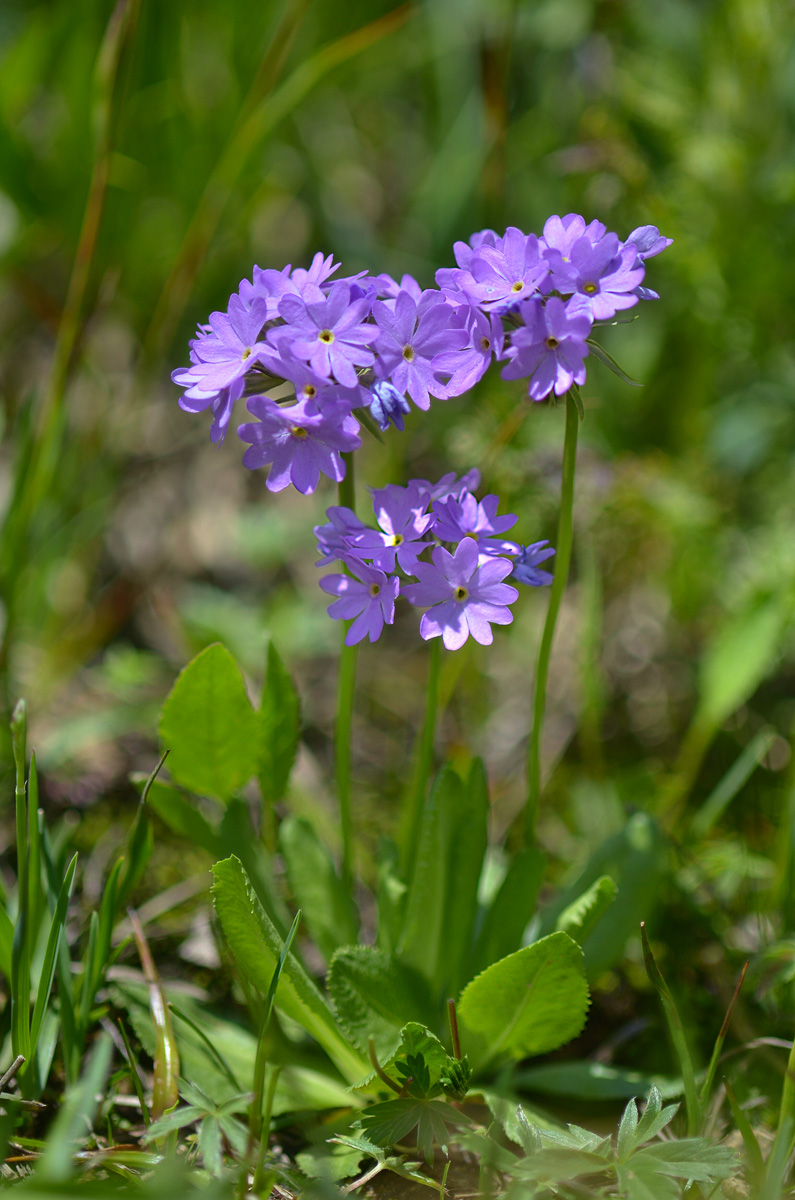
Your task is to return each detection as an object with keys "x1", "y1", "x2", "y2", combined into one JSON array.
[
  {"x1": 314, "y1": 470, "x2": 555, "y2": 649},
  {"x1": 172, "y1": 218, "x2": 670, "y2": 494}
]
